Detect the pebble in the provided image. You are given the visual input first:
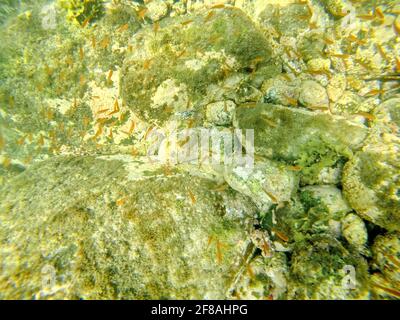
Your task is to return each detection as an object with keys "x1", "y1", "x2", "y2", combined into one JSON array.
[
  {"x1": 299, "y1": 80, "x2": 329, "y2": 109},
  {"x1": 327, "y1": 74, "x2": 347, "y2": 102}
]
